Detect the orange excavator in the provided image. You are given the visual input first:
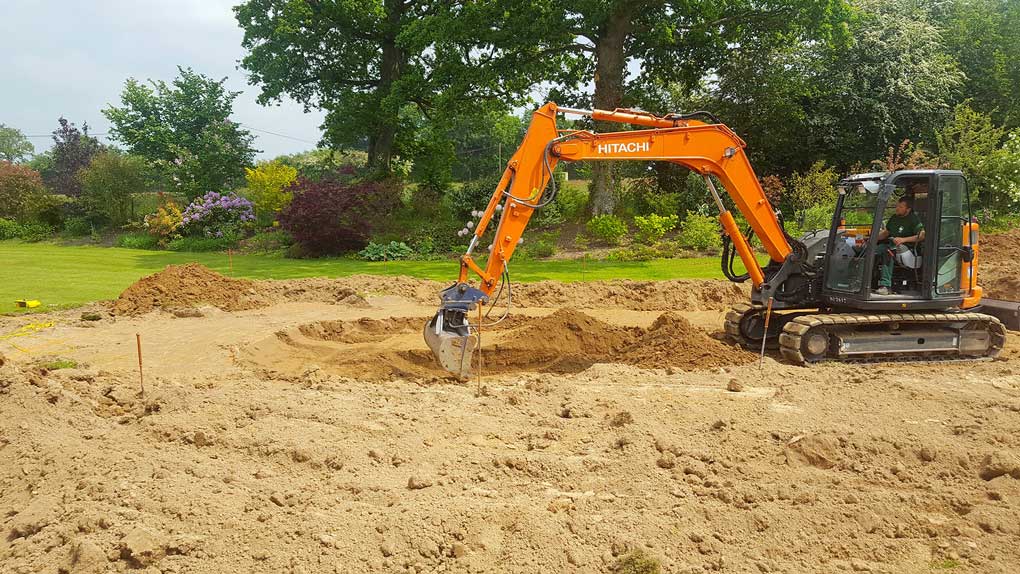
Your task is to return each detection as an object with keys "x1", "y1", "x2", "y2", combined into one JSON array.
[{"x1": 425, "y1": 102, "x2": 1011, "y2": 376}]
